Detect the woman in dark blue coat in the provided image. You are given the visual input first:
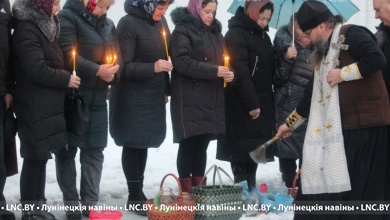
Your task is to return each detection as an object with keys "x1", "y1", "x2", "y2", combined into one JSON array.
[
  {"x1": 170, "y1": 0, "x2": 234, "y2": 193},
  {"x1": 109, "y1": 0, "x2": 174, "y2": 215},
  {"x1": 12, "y1": 0, "x2": 80, "y2": 218},
  {"x1": 55, "y1": 0, "x2": 120, "y2": 218},
  {"x1": 216, "y1": 0, "x2": 275, "y2": 190},
  {"x1": 273, "y1": 16, "x2": 314, "y2": 192}
]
